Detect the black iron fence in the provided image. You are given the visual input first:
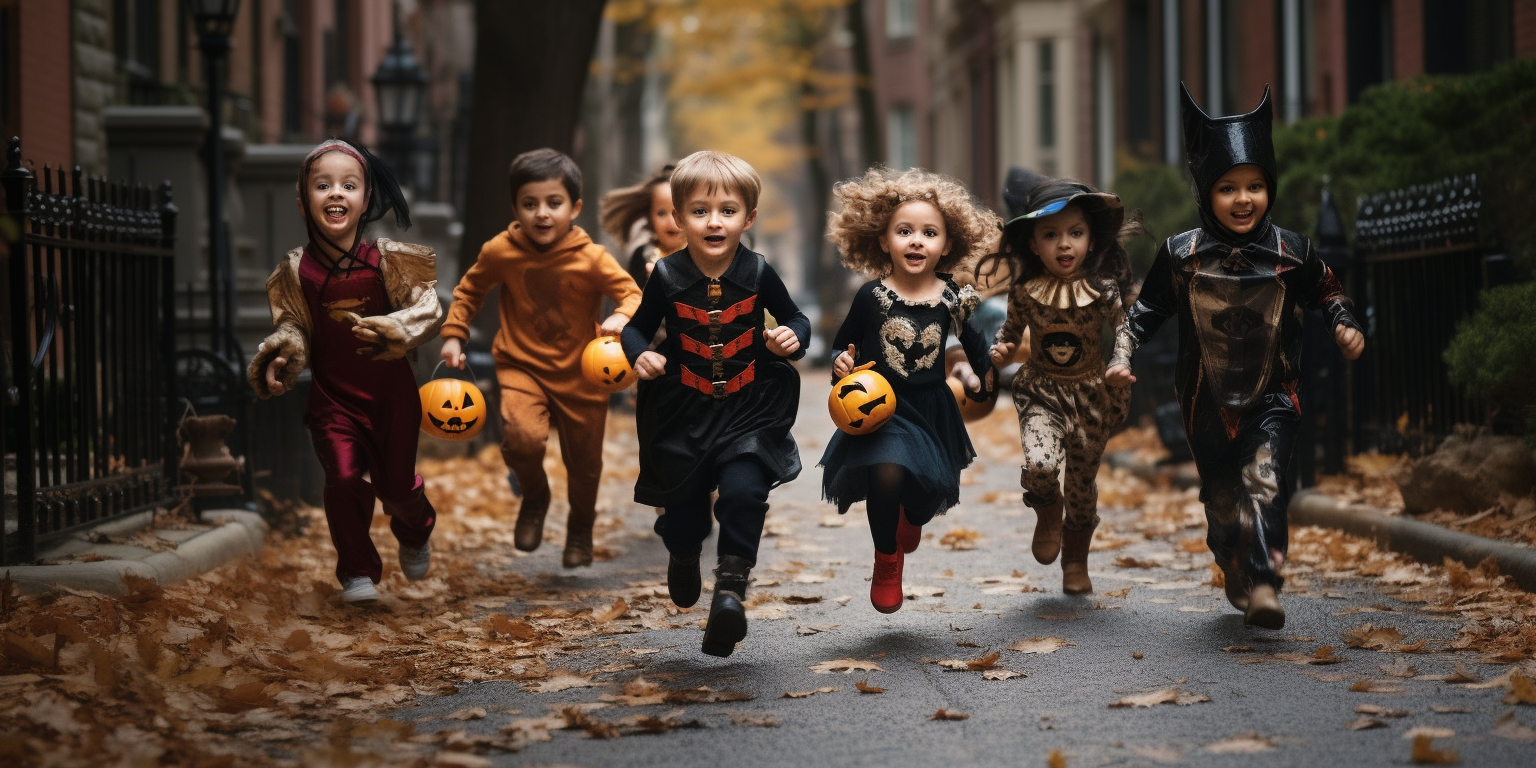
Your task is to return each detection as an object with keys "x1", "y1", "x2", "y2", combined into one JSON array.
[
  {"x1": 1352, "y1": 174, "x2": 1486, "y2": 452},
  {"x1": 1, "y1": 137, "x2": 179, "y2": 565}
]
